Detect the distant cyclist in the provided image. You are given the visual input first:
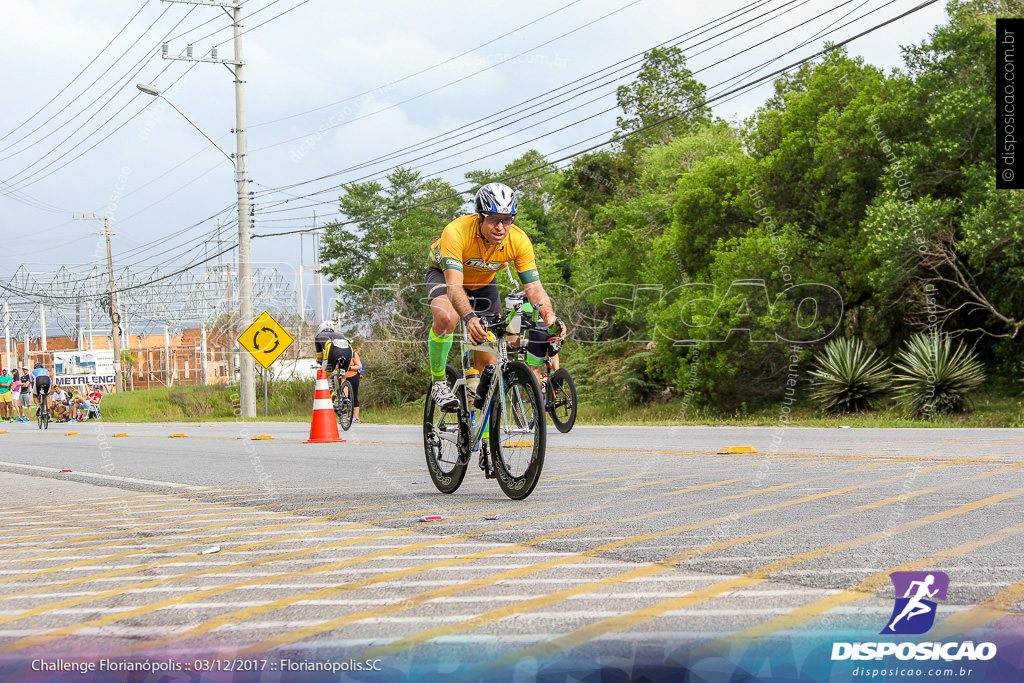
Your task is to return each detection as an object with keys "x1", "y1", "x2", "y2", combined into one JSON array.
[
  {"x1": 314, "y1": 321, "x2": 353, "y2": 380},
  {"x1": 31, "y1": 362, "x2": 52, "y2": 415},
  {"x1": 424, "y1": 182, "x2": 567, "y2": 410}
]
